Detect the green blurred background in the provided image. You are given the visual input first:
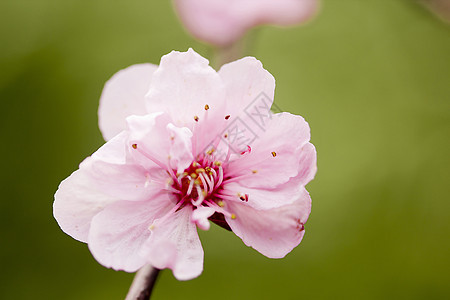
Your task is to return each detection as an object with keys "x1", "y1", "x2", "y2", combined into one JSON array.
[{"x1": 1, "y1": 0, "x2": 449, "y2": 299}]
